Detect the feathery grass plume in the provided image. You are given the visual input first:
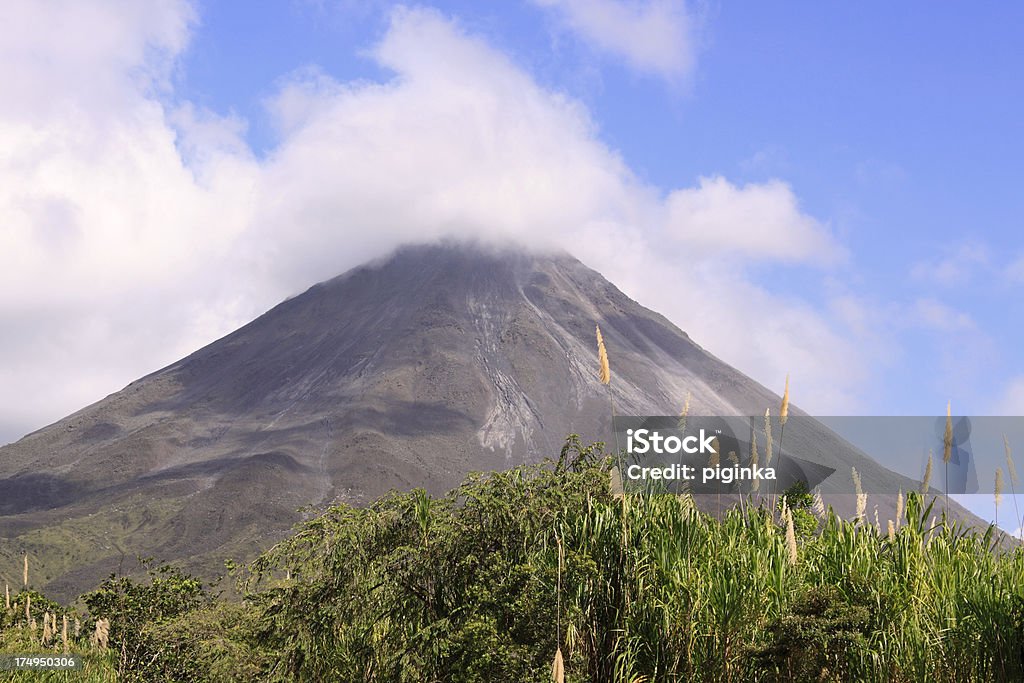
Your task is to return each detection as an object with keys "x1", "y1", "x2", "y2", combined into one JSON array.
[
  {"x1": 852, "y1": 467, "x2": 866, "y2": 522},
  {"x1": 552, "y1": 647, "x2": 565, "y2": 683},
  {"x1": 677, "y1": 391, "x2": 691, "y2": 433},
  {"x1": 595, "y1": 322, "x2": 621, "y2": 463},
  {"x1": 785, "y1": 508, "x2": 798, "y2": 565},
  {"x1": 896, "y1": 489, "x2": 904, "y2": 528},
  {"x1": 921, "y1": 449, "x2": 934, "y2": 494},
  {"x1": 780, "y1": 373, "x2": 790, "y2": 426},
  {"x1": 727, "y1": 451, "x2": 742, "y2": 512},
  {"x1": 749, "y1": 429, "x2": 761, "y2": 493},
  {"x1": 74, "y1": 618, "x2": 80, "y2": 638},
  {"x1": 92, "y1": 618, "x2": 110, "y2": 650},
  {"x1": 62, "y1": 615, "x2": 69, "y2": 654},
  {"x1": 1004, "y1": 435, "x2": 1021, "y2": 539},
  {"x1": 995, "y1": 467, "x2": 1004, "y2": 528},
  {"x1": 23, "y1": 553, "x2": 28, "y2": 587},
  {"x1": 42, "y1": 612, "x2": 52, "y2": 645},
  {"x1": 553, "y1": 534, "x2": 565, "y2": 683},
  {"x1": 943, "y1": 401, "x2": 953, "y2": 514},
  {"x1": 874, "y1": 506, "x2": 881, "y2": 534},
  {"x1": 812, "y1": 489, "x2": 826, "y2": 517},
  {"x1": 888, "y1": 519, "x2": 896, "y2": 541},
  {"x1": 29, "y1": 617, "x2": 36, "y2": 635},
  {"x1": 1006, "y1": 435, "x2": 1019, "y2": 486},
  {"x1": 776, "y1": 378, "x2": 791, "y2": 508},
  {"x1": 943, "y1": 401, "x2": 953, "y2": 464},
  {"x1": 25, "y1": 595, "x2": 30, "y2": 622},
  {"x1": 764, "y1": 408, "x2": 774, "y2": 466},
  {"x1": 4, "y1": 583, "x2": 8, "y2": 610},
  {"x1": 708, "y1": 437, "x2": 720, "y2": 468},
  {"x1": 609, "y1": 466, "x2": 625, "y2": 501},
  {"x1": 595, "y1": 325, "x2": 610, "y2": 385}
]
